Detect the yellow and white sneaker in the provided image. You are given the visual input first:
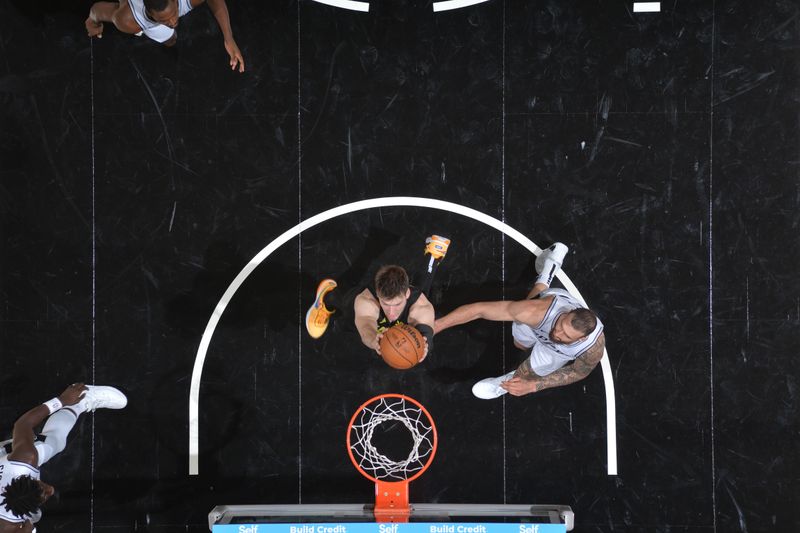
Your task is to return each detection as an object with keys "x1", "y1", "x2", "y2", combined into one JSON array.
[{"x1": 424, "y1": 235, "x2": 451, "y2": 261}]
